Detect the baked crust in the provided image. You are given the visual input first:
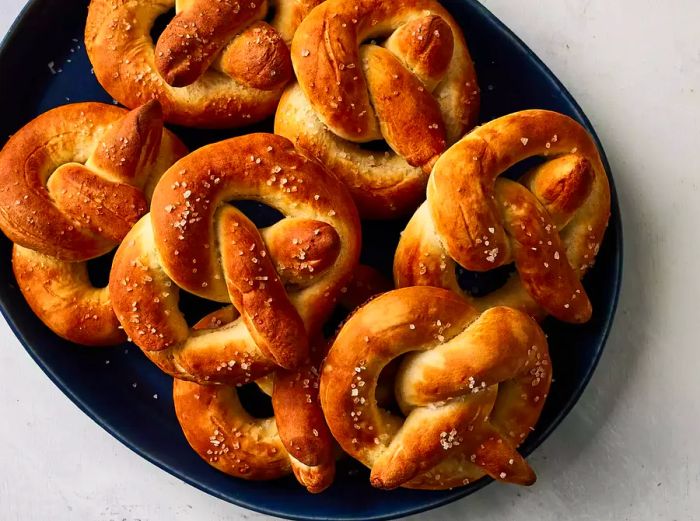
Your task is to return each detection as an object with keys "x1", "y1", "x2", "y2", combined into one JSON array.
[
  {"x1": 109, "y1": 133, "x2": 361, "y2": 383},
  {"x1": 173, "y1": 309, "x2": 334, "y2": 492},
  {"x1": 172, "y1": 265, "x2": 388, "y2": 490}
]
